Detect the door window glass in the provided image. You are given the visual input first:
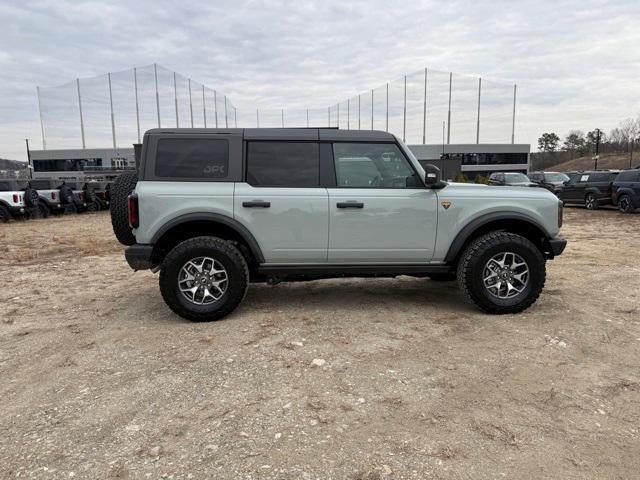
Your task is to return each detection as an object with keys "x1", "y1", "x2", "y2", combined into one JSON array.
[
  {"x1": 333, "y1": 143, "x2": 417, "y2": 188},
  {"x1": 246, "y1": 142, "x2": 319, "y2": 187}
]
